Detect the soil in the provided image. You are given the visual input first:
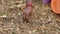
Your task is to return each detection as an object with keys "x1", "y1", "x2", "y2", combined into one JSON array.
[{"x1": 0, "y1": 0, "x2": 60, "y2": 34}]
